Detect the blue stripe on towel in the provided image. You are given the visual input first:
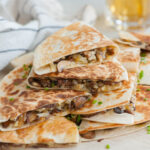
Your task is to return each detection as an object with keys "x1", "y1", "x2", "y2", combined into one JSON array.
[
  {"x1": 0, "y1": 49, "x2": 29, "y2": 53},
  {"x1": 0, "y1": 26, "x2": 64, "y2": 33}
]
